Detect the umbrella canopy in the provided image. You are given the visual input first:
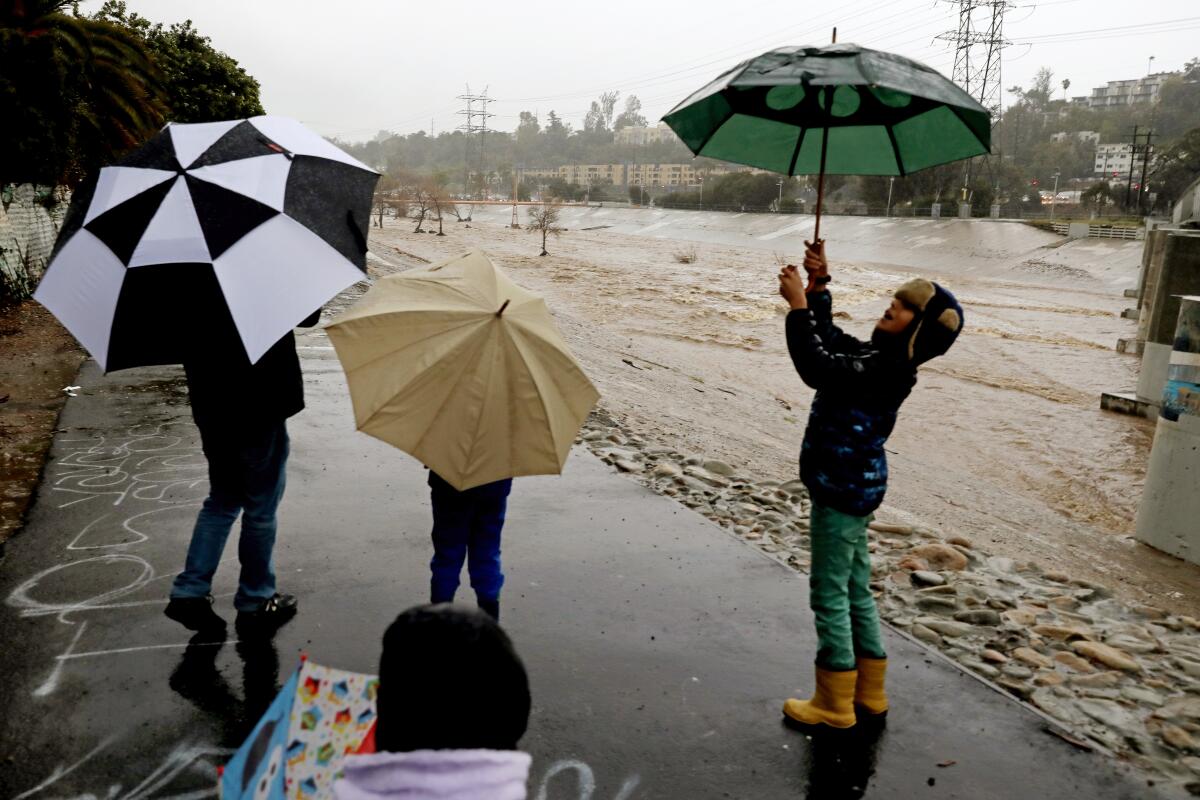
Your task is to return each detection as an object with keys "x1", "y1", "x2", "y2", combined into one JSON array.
[
  {"x1": 662, "y1": 43, "x2": 991, "y2": 178},
  {"x1": 221, "y1": 658, "x2": 378, "y2": 800},
  {"x1": 326, "y1": 250, "x2": 600, "y2": 491},
  {"x1": 35, "y1": 115, "x2": 379, "y2": 372}
]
